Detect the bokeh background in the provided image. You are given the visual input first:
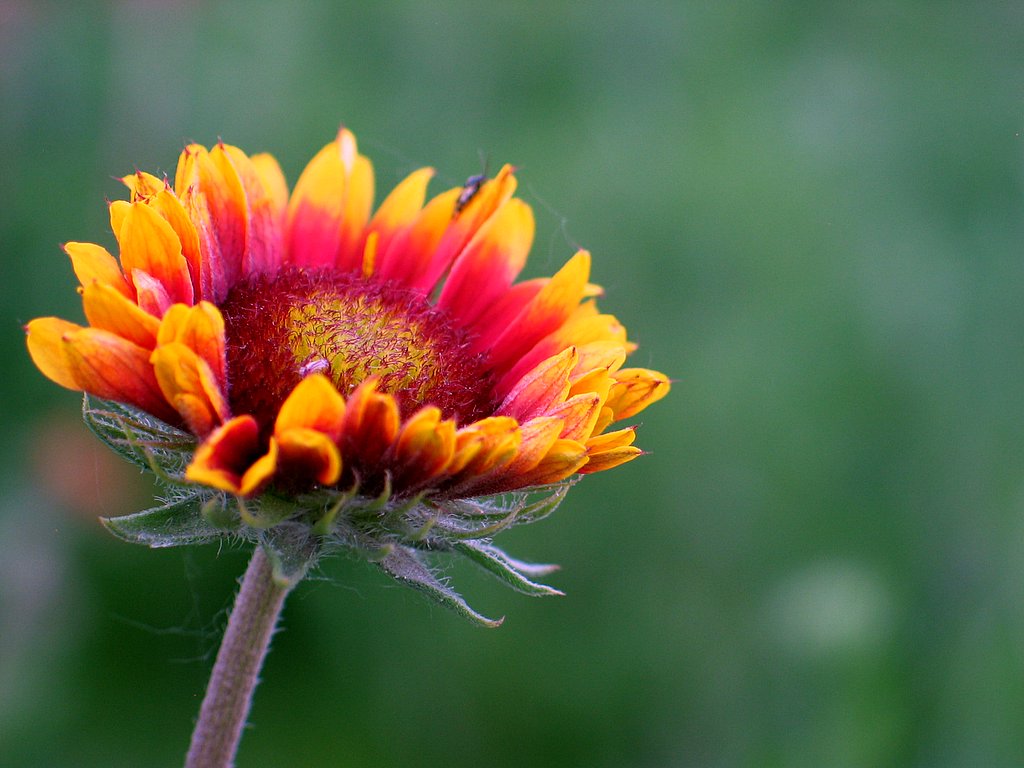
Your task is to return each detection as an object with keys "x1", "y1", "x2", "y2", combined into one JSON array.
[{"x1": 3, "y1": 1, "x2": 1024, "y2": 765}]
